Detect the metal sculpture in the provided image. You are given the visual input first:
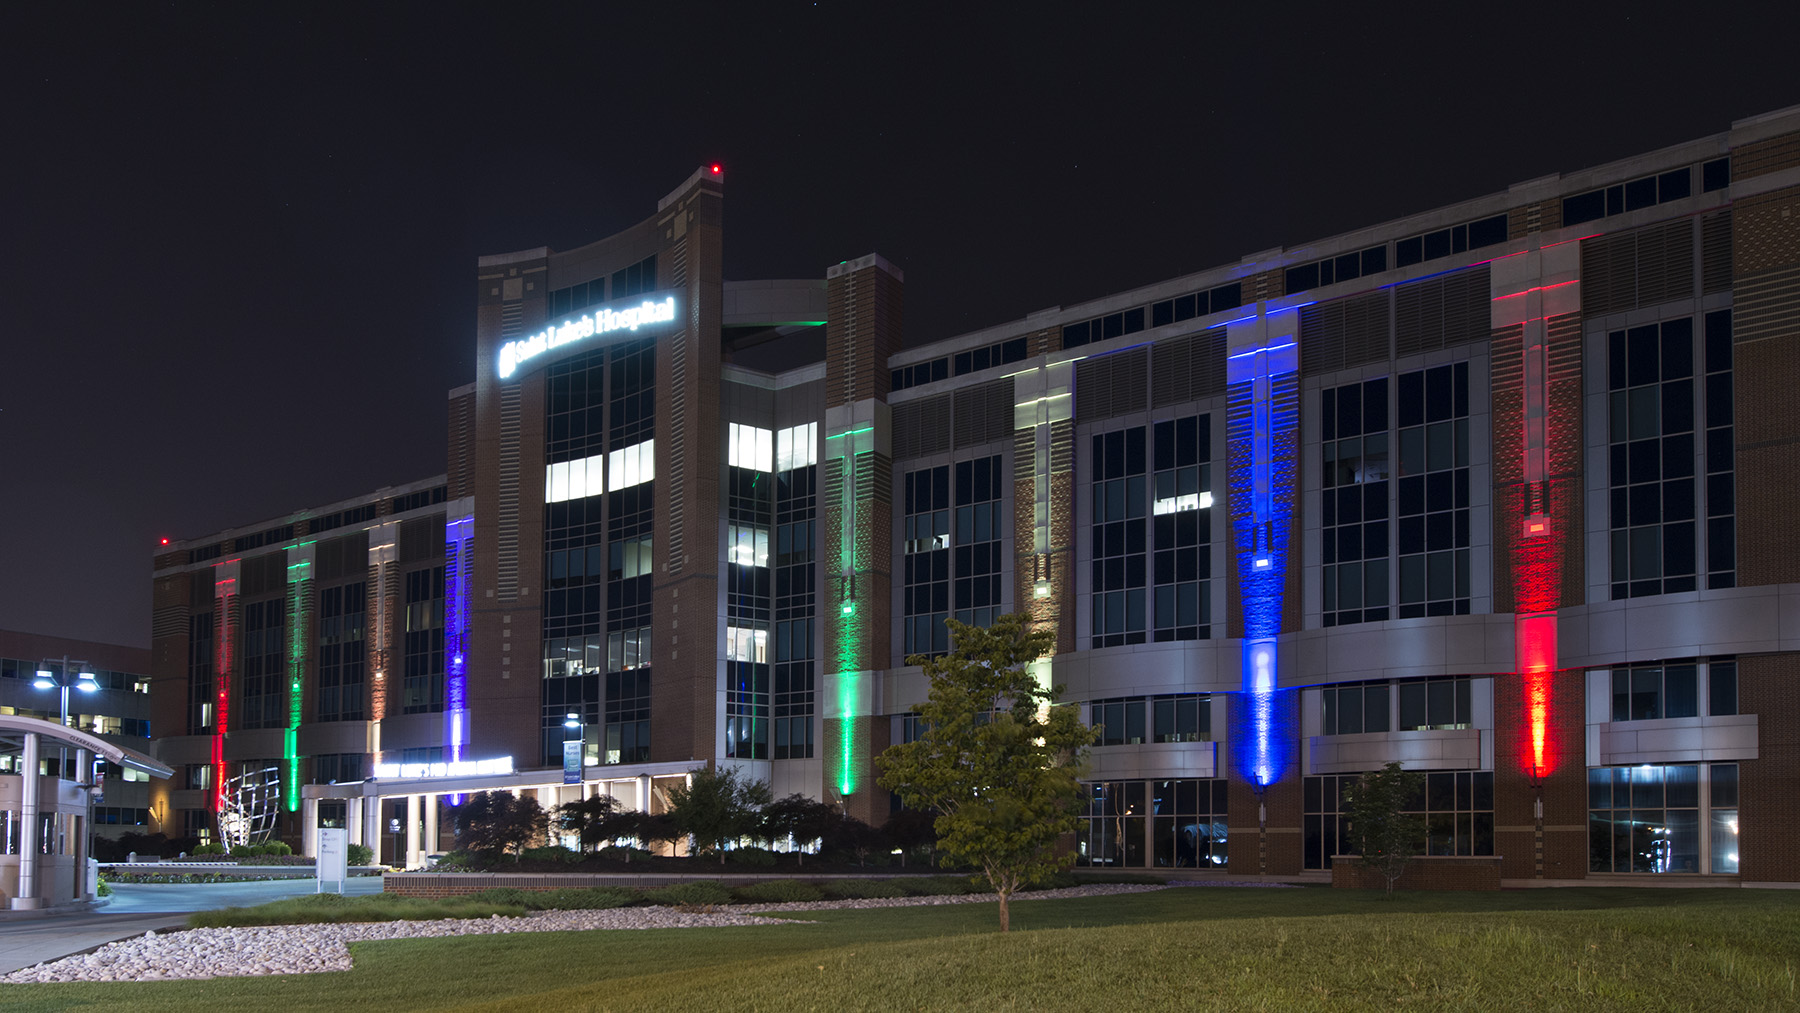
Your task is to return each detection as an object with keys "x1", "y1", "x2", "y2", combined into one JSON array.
[{"x1": 217, "y1": 766, "x2": 281, "y2": 848}]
